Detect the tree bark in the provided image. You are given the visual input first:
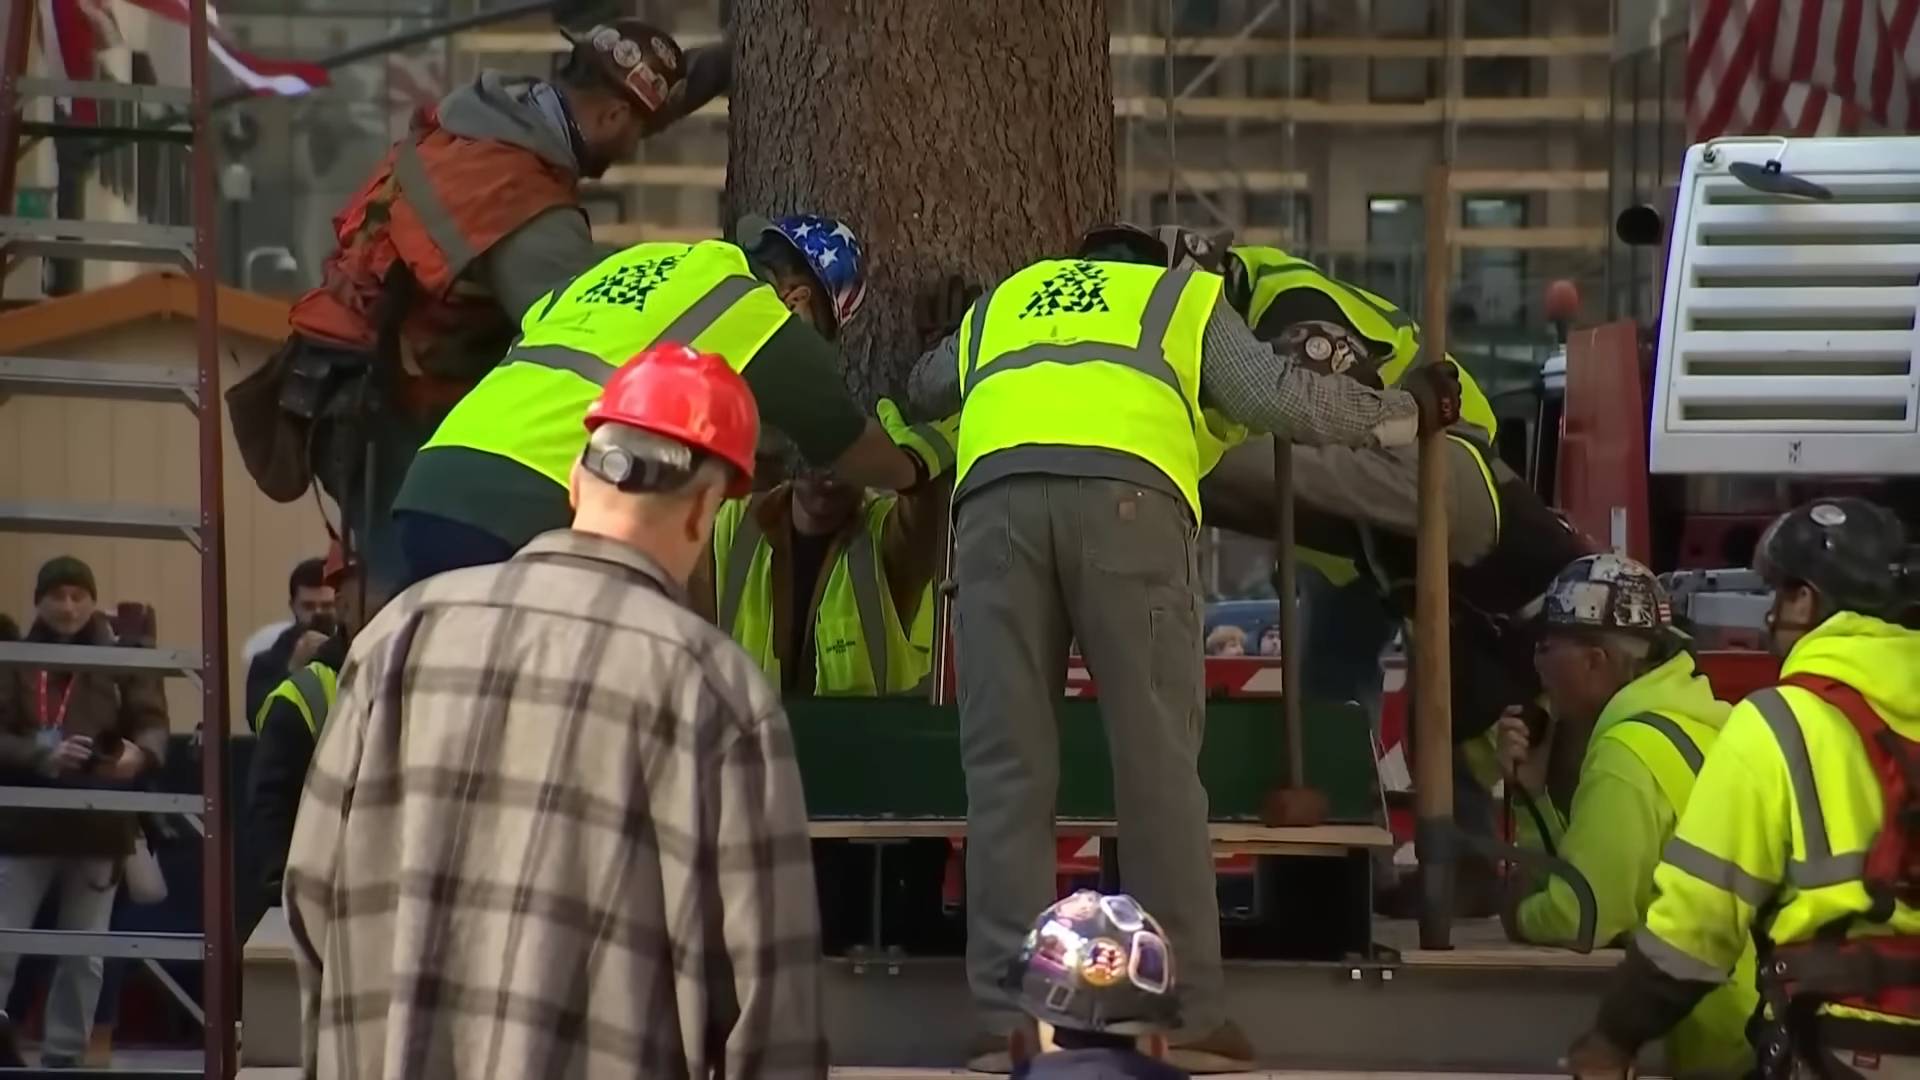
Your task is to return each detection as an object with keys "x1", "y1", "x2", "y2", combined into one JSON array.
[{"x1": 726, "y1": 0, "x2": 1114, "y2": 399}]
